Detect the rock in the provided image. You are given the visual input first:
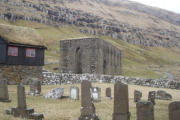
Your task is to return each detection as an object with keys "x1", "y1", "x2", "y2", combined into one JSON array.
[
  {"x1": 44, "y1": 88, "x2": 64, "y2": 99},
  {"x1": 155, "y1": 90, "x2": 172, "y2": 100}
]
